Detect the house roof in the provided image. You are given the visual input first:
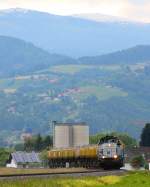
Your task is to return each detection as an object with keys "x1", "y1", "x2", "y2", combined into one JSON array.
[{"x1": 11, "y1": 152, "x2": 41, "y2": 163}]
